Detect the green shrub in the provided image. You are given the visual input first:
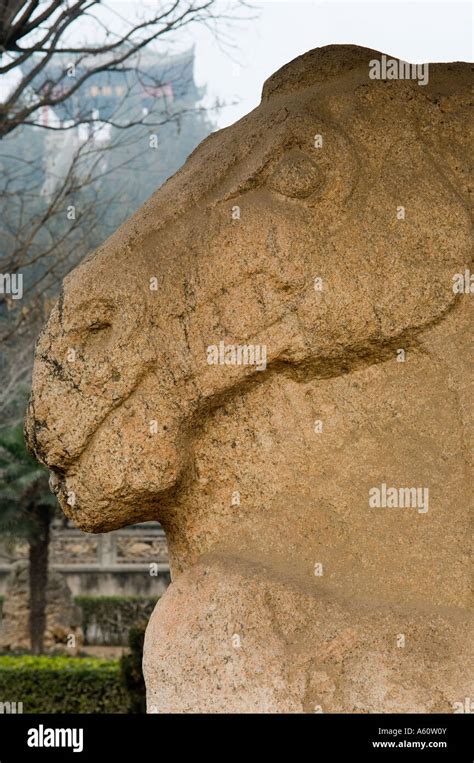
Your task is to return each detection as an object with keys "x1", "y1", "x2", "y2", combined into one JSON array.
[
  {"x1": 75, "y1": 596, "x2": 157, "y2": 646},
  {"x1": 0, "y1": 655, "x2": 128, "y2": 713},
  {"x1": 120, "y1": 623, "x2": 147, "y2": 713}
]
